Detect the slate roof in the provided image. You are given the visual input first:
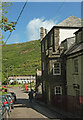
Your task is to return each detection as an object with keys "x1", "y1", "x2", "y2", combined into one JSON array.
[
  {"x1": 41, "y1": 16, "x2": 82, "y2": 42},
  {"x1": 74, "y1": 27, "x2": 83, "y2": 34},
  {"x1": 56, "y1": 15, "x2": 83, "y2": 27},
  {"x1": 65, "y1": 42, "x2": 83, "y2": 56}
]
